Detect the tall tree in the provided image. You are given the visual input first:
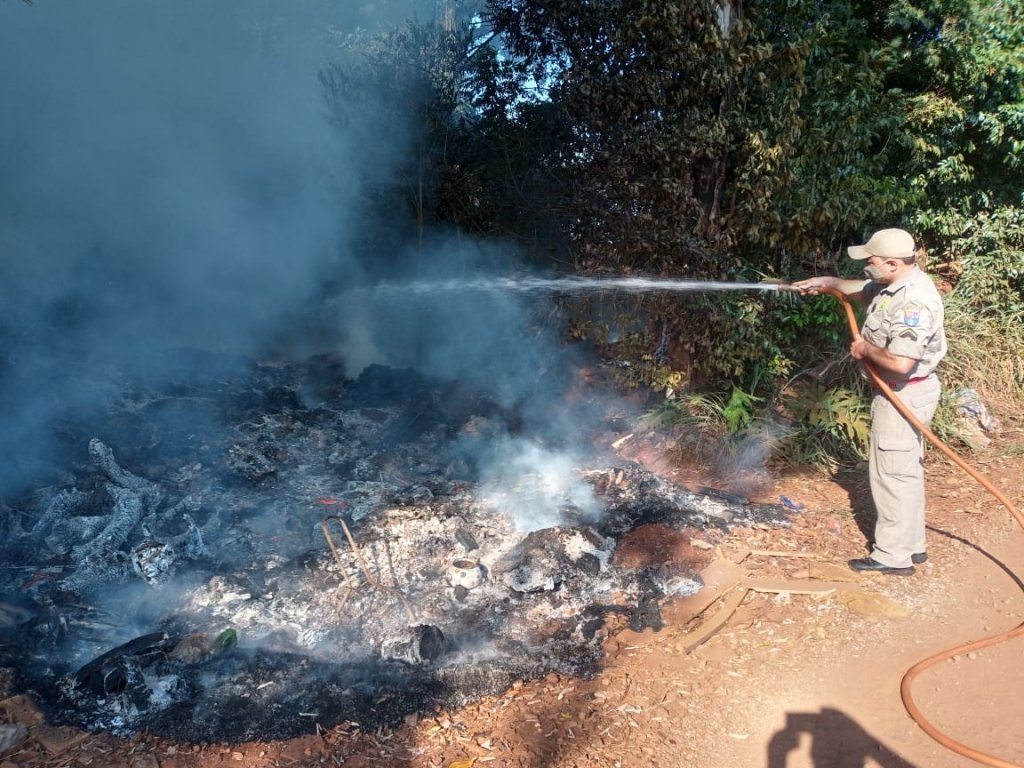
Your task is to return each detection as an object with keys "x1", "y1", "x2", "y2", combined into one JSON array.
[
  {"x1": 889, "y1": 0, "x2": 1024, "y2": 311},
  {"x1": 489, "y1": 0, "x2": 743, "y2": 276},
  {"x1": 320, "y1": 2, "x2": 488, "y2": 276},
  {"x1": 321, "y1": 1, "x2": 571, "y2": 272},
  {"x1": 725, "y1": 0, "x2": 910, "y2": 274},
  {"x1": 359, "y1": 0, "x2": 1022, "y2": 390}
]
